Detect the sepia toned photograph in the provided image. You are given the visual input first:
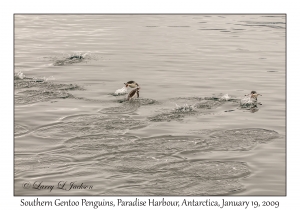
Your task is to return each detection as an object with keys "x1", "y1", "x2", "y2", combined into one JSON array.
[{"x1": 14, "y1": 14, "x2": 286, "y2": 196}]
